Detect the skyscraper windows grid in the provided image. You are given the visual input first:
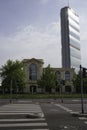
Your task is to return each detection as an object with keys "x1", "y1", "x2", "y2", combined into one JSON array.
[{"x1": 60, "y1": 6, "x2": 81, "y2": 71}]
